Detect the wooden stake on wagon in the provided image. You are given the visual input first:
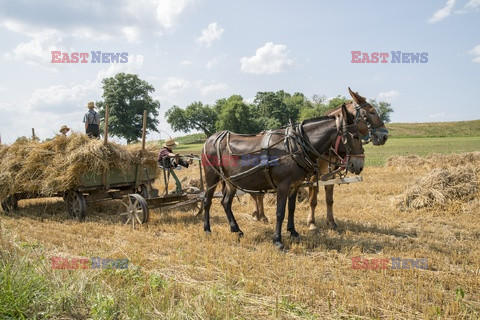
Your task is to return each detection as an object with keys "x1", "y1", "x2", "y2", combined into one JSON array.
[
  {"x1": 103, "y1": 105, "x2": 109, "y2": 145},
  {"x1": 141, "y1": 110, "x2": 147, "y2": 151}
]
